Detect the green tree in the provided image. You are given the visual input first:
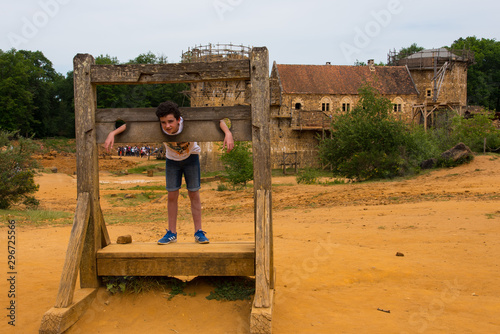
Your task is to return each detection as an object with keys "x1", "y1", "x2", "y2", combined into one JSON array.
[
  {"x1": 318, "y1": 84, "x2": 428, "y2": 180},
  {"x1": 0, "y1": 130, "x2": 39, "y2": 209},
  {"x1": 0, "y1": 49, "x2": 36, "y2": 136},
  {"x1": 220, "y1": 142, "x2": 253, "y2": 187},
  {"x1": 449, "y1": 112, "x2": 500, "y2": 152},
  {"x1": 95, "y1": 52, "x2": 189, "y2": 109},
  {"x1": 450, "y1": 36, "x2": 500, "y2": 111},
  {"x1": 0, "y1": 49, "x2": 70, "y2": 137}
]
